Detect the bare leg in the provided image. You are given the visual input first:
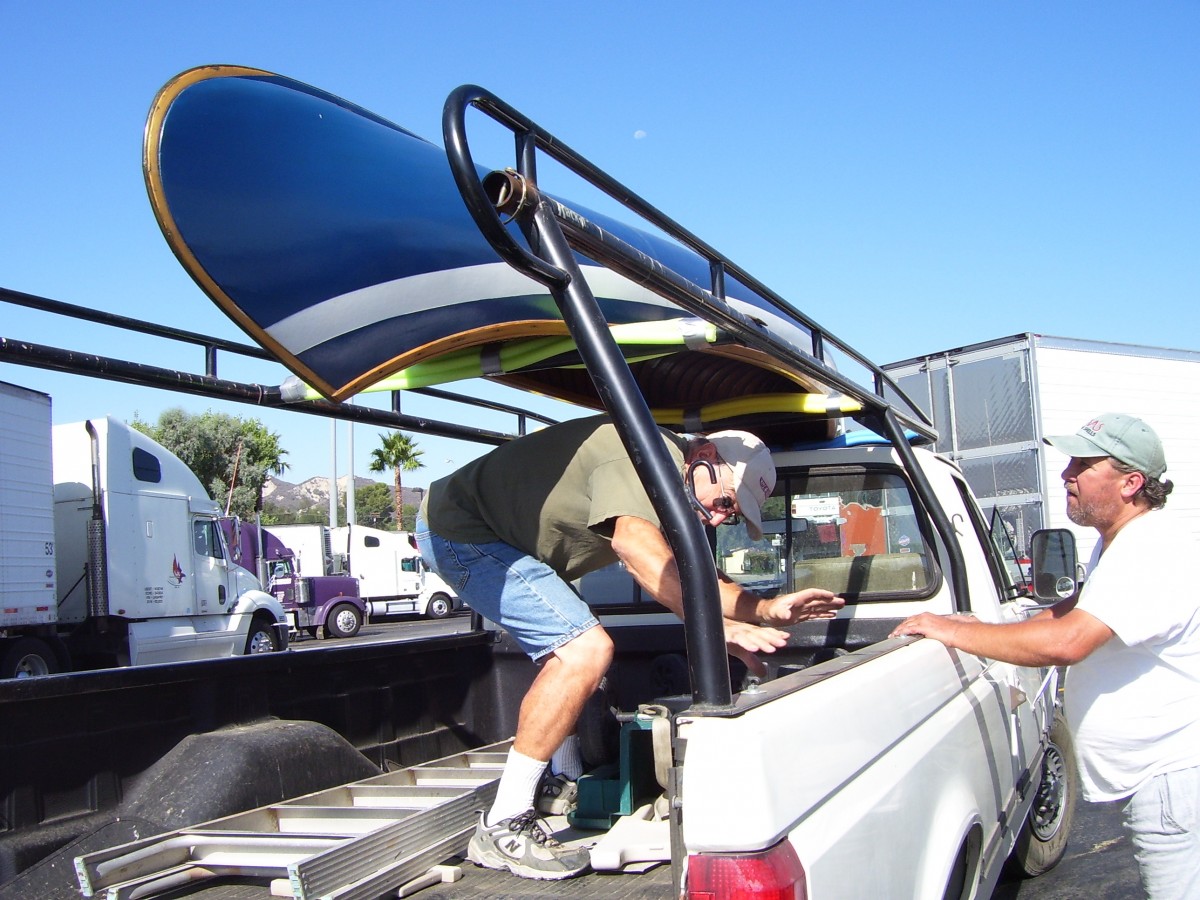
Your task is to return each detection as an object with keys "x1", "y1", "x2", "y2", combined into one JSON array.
[{"x1": 514, "y1": 624, "x2": 613, "y2": 761}]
